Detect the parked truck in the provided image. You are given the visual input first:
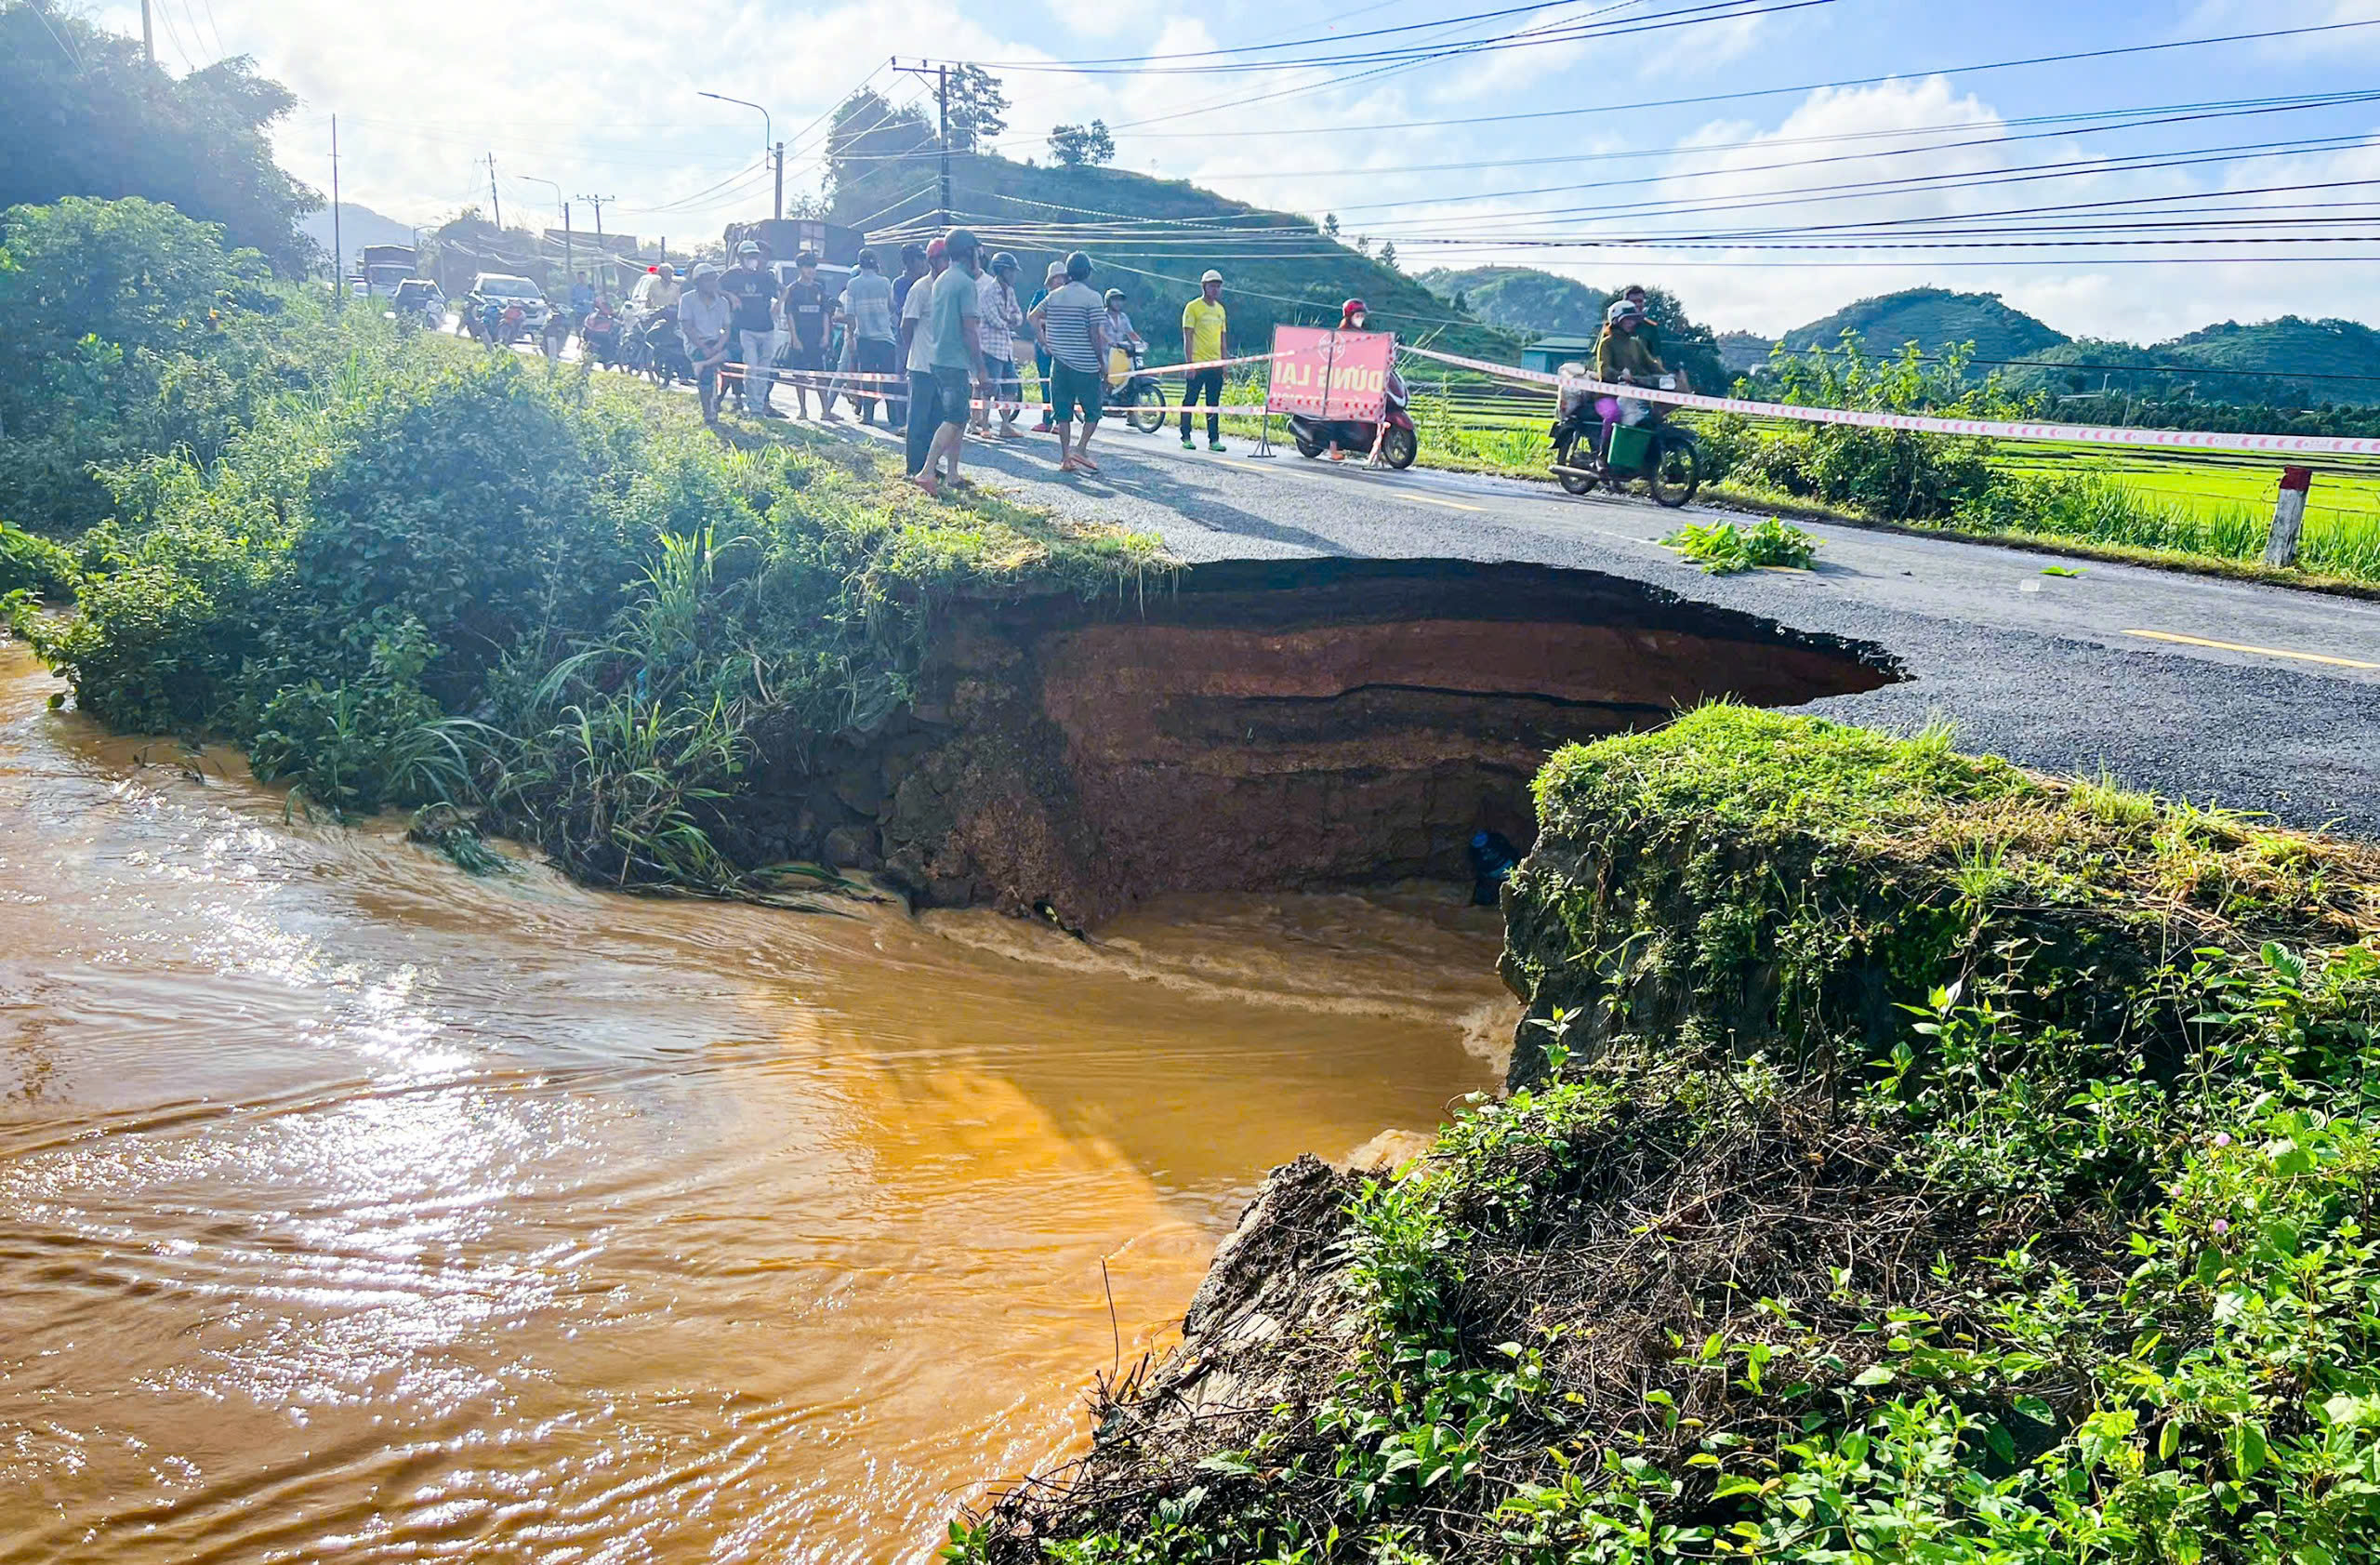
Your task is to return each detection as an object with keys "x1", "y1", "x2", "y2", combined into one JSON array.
[{"x1": 357, "y1": 244, "x2": 419, "y2": 298}]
